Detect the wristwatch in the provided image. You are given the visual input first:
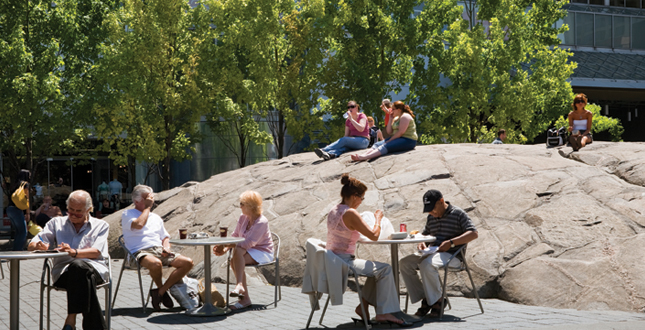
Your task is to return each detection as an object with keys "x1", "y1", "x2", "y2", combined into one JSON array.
[{"x1": 450, "y1": 239, "x2": 455, "y2": 248}]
